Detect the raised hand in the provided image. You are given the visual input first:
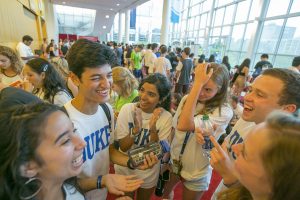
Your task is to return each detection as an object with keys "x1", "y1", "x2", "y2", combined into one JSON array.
[
  {"x1": 103, "y1": 174, "x2": 144, "y2": 196},
  {"x1": 194, "y1": 63, "x2": 214, "y2": 86},
  {"x1": 149, "y1": 107, "x2": 162, "y2": 130}
]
